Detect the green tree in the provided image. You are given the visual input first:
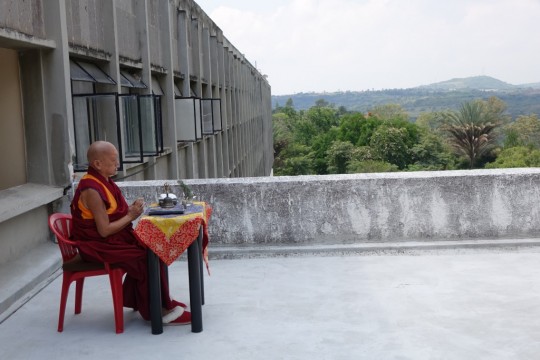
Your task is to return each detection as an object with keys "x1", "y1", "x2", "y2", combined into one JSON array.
[
  {"x1": 273, "y1": 113, "x2": 292, "y2": 156},
  {"x1": 315, "y1": 98, "x2": 330, "y2": 108},
  {"x1": 441, "y1": 100, "x2": 502, "y2": 169},
  {"x1": 310, "y1": 128, "x2": 339, "y2": 174},
  {"x1": 408, "y1": 128, "x2": 455, "y2": 170},
  {"x1": 486, "y1": 146, "x2": 540, "y2": 168},
  {"x1": 274, "y1": 143, "x2": 313, "y2": 175},
  {"x1": 386, "y1": 119, "x2": 420, "y2": 147},
  {"x1": 337, "y1": 105, "x2": 348, "y2": 115},
  {"x1": 369, "y1": 104, "x2": 409, "y2": 122},
  {"x1": 483, "y1": 96, "x2": 511, "y2": 126},
  {"x1": 503, "y1": 114, "x2": 540, "y2": 148},
  {"x1": 347, "y1": 160, "x2": 398, "y2": 173},
  {"x1": 355, "y1": 146, "x2": 380, "y2": 162},
  {"x1": 285, "y1": 98, "x2": 294, "y2": 108},
  {"x1": 292, "y1": 106, "x2": 339, "y2": 147},
  {"x1": 337, "y1": 113, "x2": 368, "y2": 144},
  {"x1": 305, "y1": 106, "x2": 339, "y2": 133},
  {"x1": 369, "y1": 126, "x2": 411, "y2": 169},
  {"x1": 292, "y1": 117, "x2": 319, "y2": 146},
  {"x1": 416, "y1": 111, "x2": 447, "y2": 132},
  {"x1": 337, "y1": 115, "x2": 383, "y2": 147},
  {"x1": 281, "y1": 98, "x2": 297, "y2": 118},
  {"x1": 326, "y1": 141, "x2": 359, "y2": 174}
]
